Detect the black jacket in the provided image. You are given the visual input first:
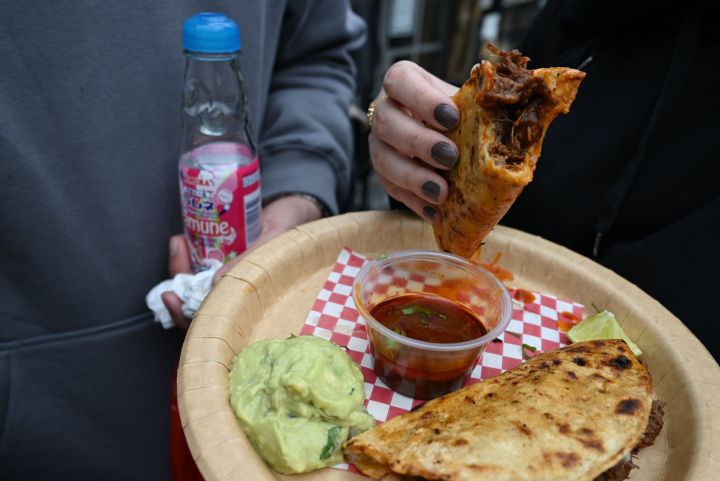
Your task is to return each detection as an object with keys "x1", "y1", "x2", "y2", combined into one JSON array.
[{"x1": 502, "y1": 0, "x2": 720, "y2": 358}]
